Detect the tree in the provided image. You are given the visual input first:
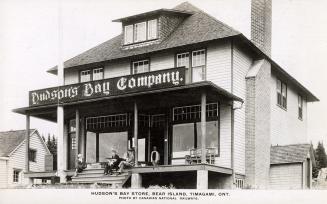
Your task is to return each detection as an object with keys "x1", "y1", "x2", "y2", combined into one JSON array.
[
  {"x1": 41, "y1": 134, "x2": 45, "y2": 142},
  {"x1": 313, "y1": 141, "x2": 327, "y2": 178},
  {"x1": 45, "y1": 133, "x2": 57, "y2": 170}
]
